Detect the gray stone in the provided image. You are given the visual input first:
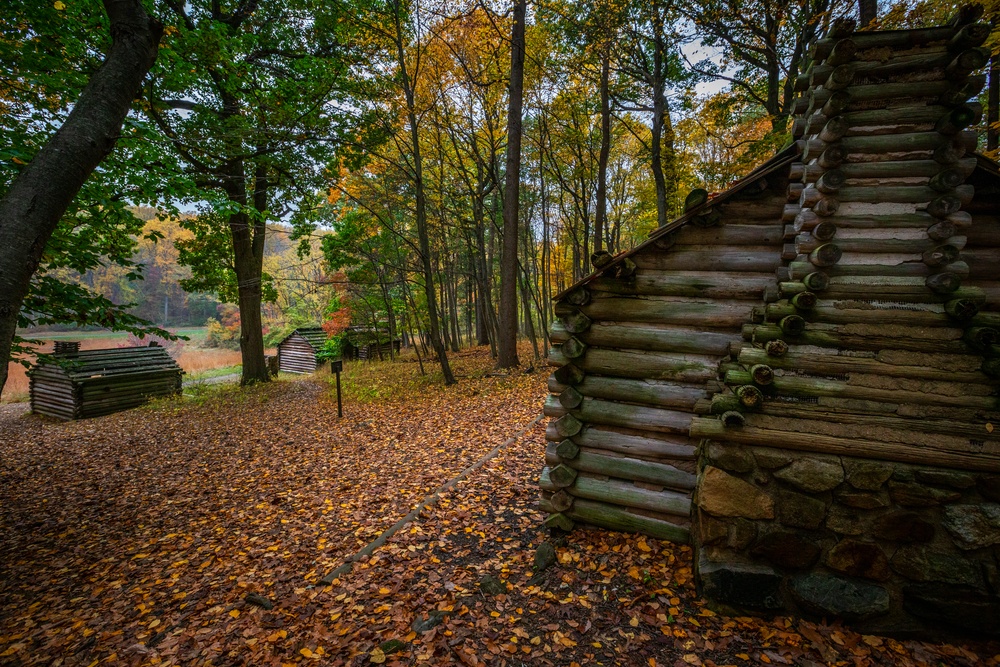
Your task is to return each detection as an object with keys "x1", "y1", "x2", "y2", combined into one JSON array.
[
  {"x1": 826, "y1": 507, "x2": 864, "y2": 536},
  {"x1": 774, "y1": 457, "x2": 844, "y2": 493},
  {"x1": 698, "y1": 516, "x2": 728, "y2": 546},
  {"x1": 888, "y1": 481, "x2": 962, "y2": 507},
  {"x1": 985, "y1": 560, "x2": 999, "y2": 595},
  {"x1": 698, "y1": 466, "x2": 774, "y2": 519},
  {"x1": 380, "y1": 639, "x2": 407, "y2": 655},
  {"x1": 790, "y1": 574, "x2": 890, "y2": 621},
  {"x1": 914, "y1": 469, "x2": 976, "y2": 490},
  {"x1": 753, "y1": 447, "x2": 793, "y2": 470},
  {"x1": 708, "y1": 443, "x2": 755, "y2": 474},
  {"x1": 412, "y1": 610, "x2": 448, "y2": 632},
  {"x1": 890, "y1": 546, "x2": 981, "y2": 585},
  {"x1": 978, "y1": 475, "x2": 1000, "y2": 503},
  {"x1": 699, "y1": 558, "x2": 783, "y2": 610},
  {"x1": 478, "y1": 574, "x2": 506, "y2": 596},
  {"x1": 533, "y1": 542, "x2": 557, "y2": 571},
  {"x1": 244, "y1": 593, "x2": 273, "y2": 610},
  {"x1": 843, "y1": 460, "x2": 893, "y2": 491},
  {"x1": 751, "y1": 532, "x2": 821, "y2": 570},
  {"x1": 891, "y1": 468, "x2": 915, "y2": 482},
  {"x1": 943, "y1": 504, "x2": 1000, "y2": 550},
  {"x1": 777, "y1": 489, "x2": 827, "y2": 530},
  {"x1": 727, "y1": 519, "x2": 757, "y2": 550},
  {"x1": 836, "y1": 490, "x2": 890, "y2": 510},
  {"x1": 873, "y1": 511, "x2": 935, "y2": 543},
  {"x1": 904, "y1": 584, "x2": 1000, "y2": 635},
  {"x1": 825, "y1": 540, "x2": 890, "y2": 581}
]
